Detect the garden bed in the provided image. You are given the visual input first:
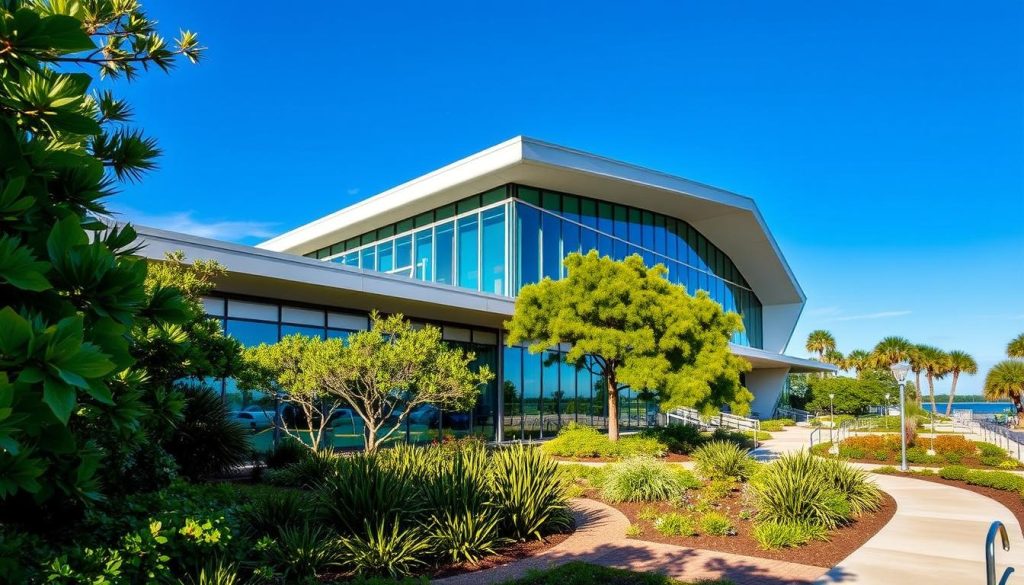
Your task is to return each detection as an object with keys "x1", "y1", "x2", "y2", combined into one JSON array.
[
  {"x1": 812, "y1": 434, "x2": 1021, "y2": 469},
  {"x1": 427, "y1": 527, "x2": 575, "y2": 579},
  {"x1": 607, "y1": 488, "x2": 895, "y2": 567}
]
